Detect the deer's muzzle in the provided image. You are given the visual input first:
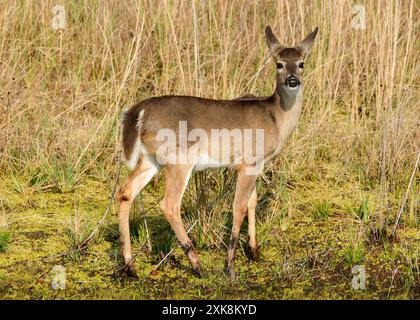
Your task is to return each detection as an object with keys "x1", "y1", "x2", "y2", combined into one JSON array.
[{"x1": 285, "y1": 76, "x2": 300, "y2": 88}]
